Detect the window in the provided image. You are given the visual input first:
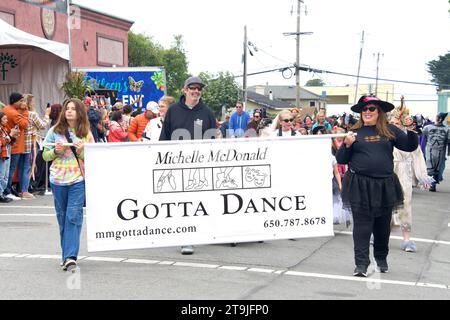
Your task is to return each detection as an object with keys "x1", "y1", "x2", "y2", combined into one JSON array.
[
  {"x1": 309, "y1": 101, "x2": 316, "y2": 107},
  {"x1": 97, "y1": 35, "x2": 124, "y2": 66},
  {"x1": 0, "y1": 10, "x2": 15, "y2": 26}
]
